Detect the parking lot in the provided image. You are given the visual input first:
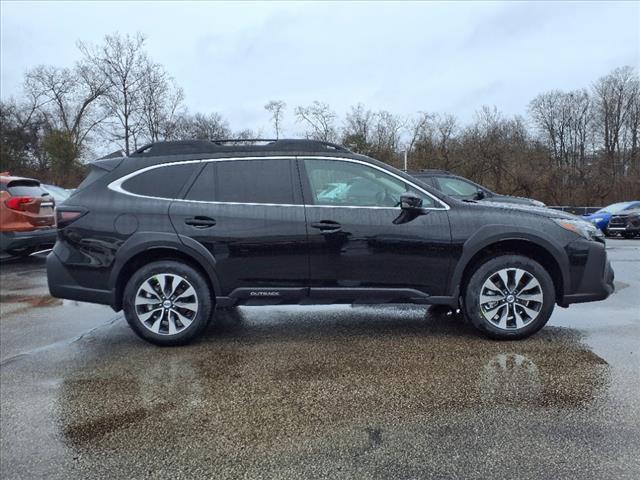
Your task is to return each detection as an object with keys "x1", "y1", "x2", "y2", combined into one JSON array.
[{"x1": 0, "y1": 240, "x2": 638, "y2": 479}]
